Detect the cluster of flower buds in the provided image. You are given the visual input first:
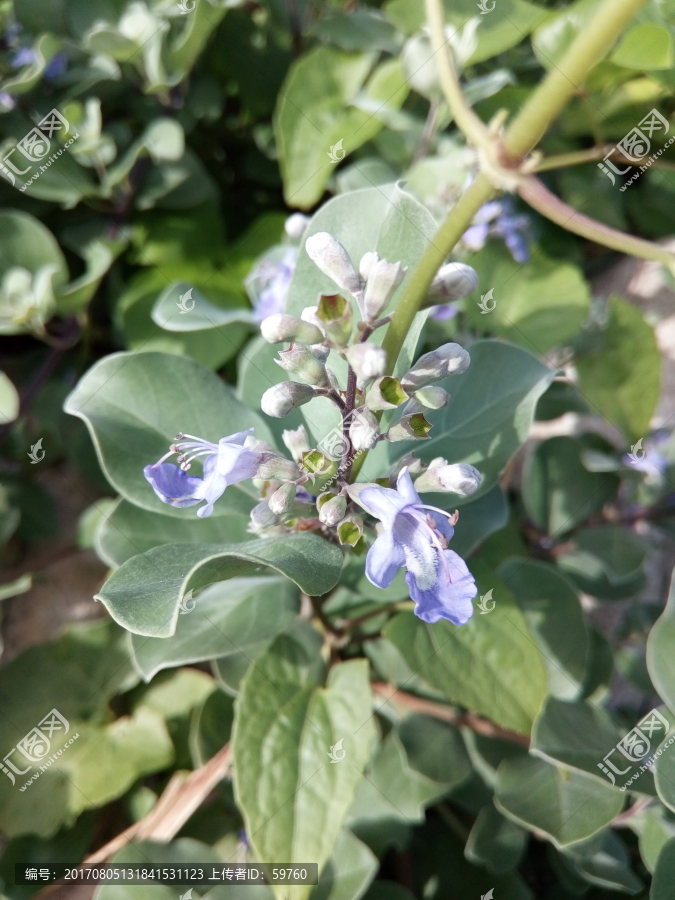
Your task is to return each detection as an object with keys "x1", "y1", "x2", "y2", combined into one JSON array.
[{"x1": 251, "y1": 231, "x2": 481, "y2": 542}]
